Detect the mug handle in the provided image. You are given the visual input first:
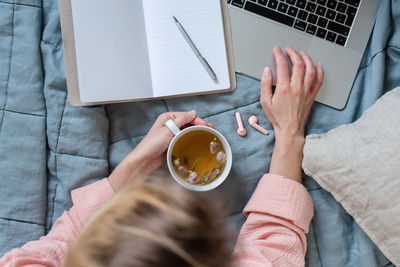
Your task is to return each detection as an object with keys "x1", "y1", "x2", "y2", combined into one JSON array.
[{"x1": 166, "y1": 120, "x2": 181, "y2": 136}]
